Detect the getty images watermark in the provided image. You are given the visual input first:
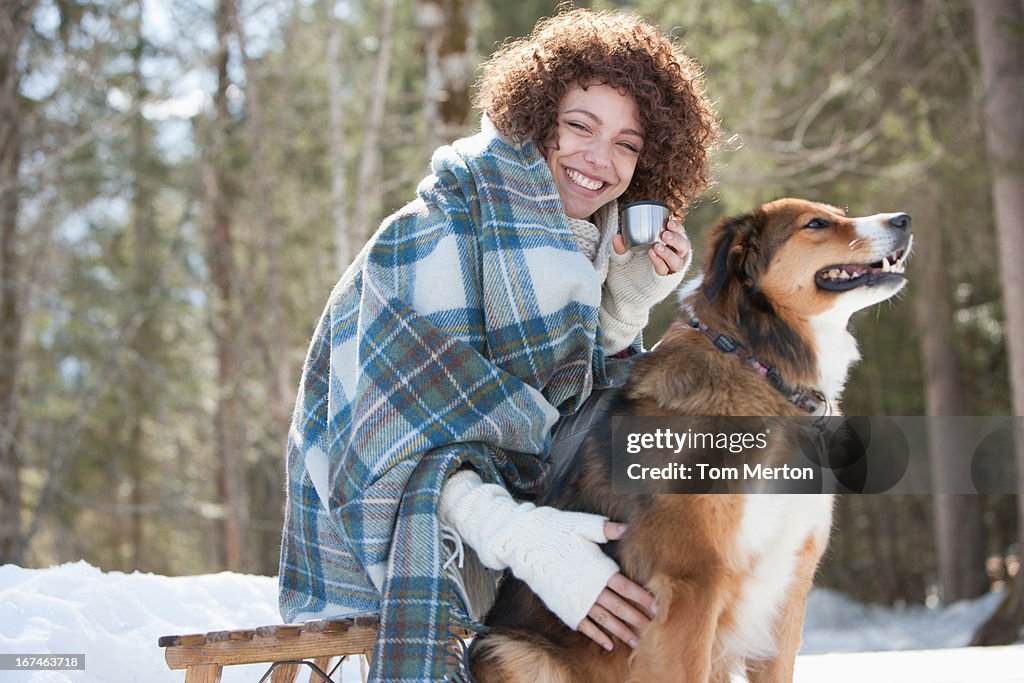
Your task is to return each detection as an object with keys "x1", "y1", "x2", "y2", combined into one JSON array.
[{"x1": 610, "y1": 416, "x2": 1023, "y2": 494}]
